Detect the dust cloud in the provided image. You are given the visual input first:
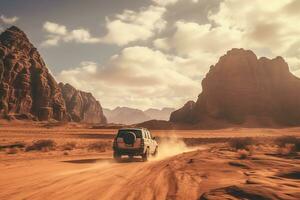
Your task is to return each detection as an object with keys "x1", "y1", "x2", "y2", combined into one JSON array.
[{"x1": 152, "y1": 136, "x2": 199, "y2": 161}]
